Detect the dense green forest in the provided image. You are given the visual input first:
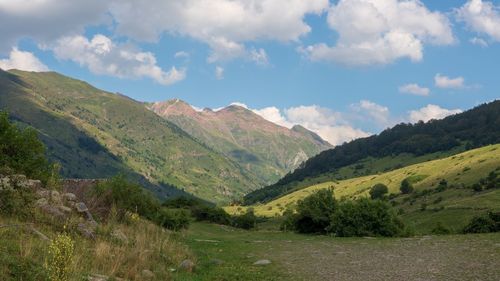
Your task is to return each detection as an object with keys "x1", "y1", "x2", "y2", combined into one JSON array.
[{"x1": 245, "y1": 100, "x2": 500, "y2": 204}]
